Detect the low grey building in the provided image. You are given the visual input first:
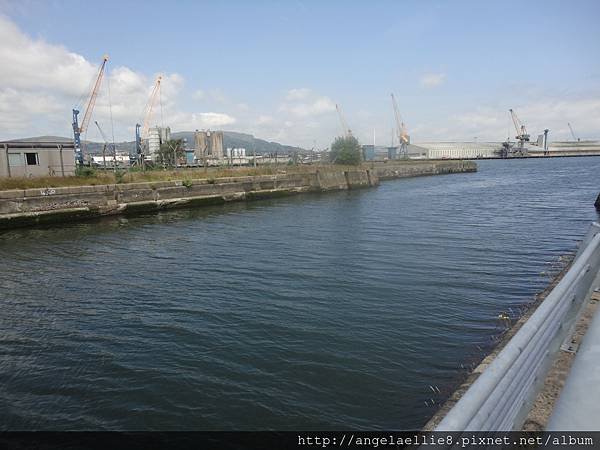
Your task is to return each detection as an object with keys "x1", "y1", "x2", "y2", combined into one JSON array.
[{"x1": 1, "y1": 141, "x2": 76, "y2": 178}]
